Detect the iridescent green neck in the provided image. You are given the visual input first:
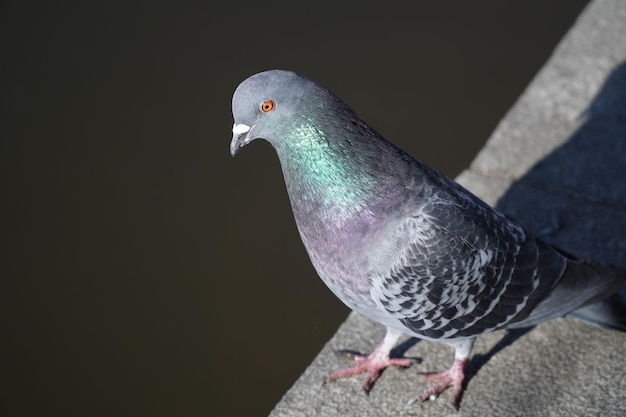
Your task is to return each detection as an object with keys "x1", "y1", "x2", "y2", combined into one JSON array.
[{"x1": 274, "y1": 122, "x2": 376, "y2": 224}]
